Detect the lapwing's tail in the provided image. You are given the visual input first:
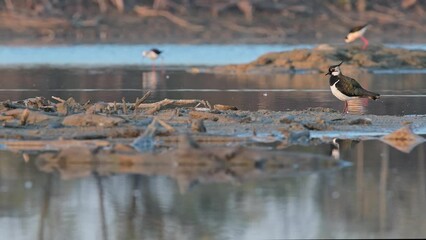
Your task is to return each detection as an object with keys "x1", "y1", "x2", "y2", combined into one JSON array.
[{"x1": 365, "y1": 90, "x2": 380, "y2": 100}]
